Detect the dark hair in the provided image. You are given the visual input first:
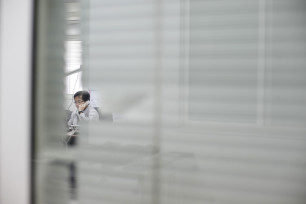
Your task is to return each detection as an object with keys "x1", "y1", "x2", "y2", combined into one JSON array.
[{"x1": 74, "y1": 90, "x2": 90, "y2": 102}]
